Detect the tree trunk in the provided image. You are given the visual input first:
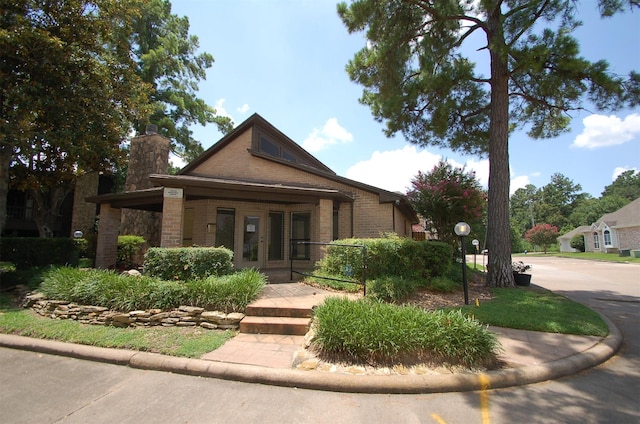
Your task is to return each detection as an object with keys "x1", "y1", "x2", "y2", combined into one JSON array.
[
  {"x1": 31, "y1": 186, "x2": 71, "y2": 238},
  {"x1": 486, "y1": 6, "x2": 515, "y2": 288},
  {"x1": 0, "y1": 145, "x2": 11, "y2": 235}
]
